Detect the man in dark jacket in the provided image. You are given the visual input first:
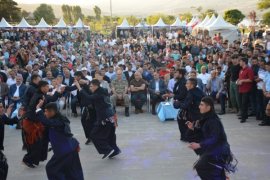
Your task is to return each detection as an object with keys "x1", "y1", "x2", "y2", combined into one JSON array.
[
  {"x1": 170, "y1": 69, "x2": 188, "y2": 141},
  {"x1": 22, "y1": 80, "x2": 63, "y2": 168},
  {"x1": 174, "y1": 78, "x2": 205, "y2": 141},
  {"x1": 75, "y1": 79, "x2": 120, "y2": 159},
  {"x1": 36, "y1": 102, "x2": 84, "y2": 180},
  {"x1": 186, "y1": 97, "x2": 237, "y2": 180},
  {"x1": 22, "y1": 74, "x2": 41, "y2": 108}
]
